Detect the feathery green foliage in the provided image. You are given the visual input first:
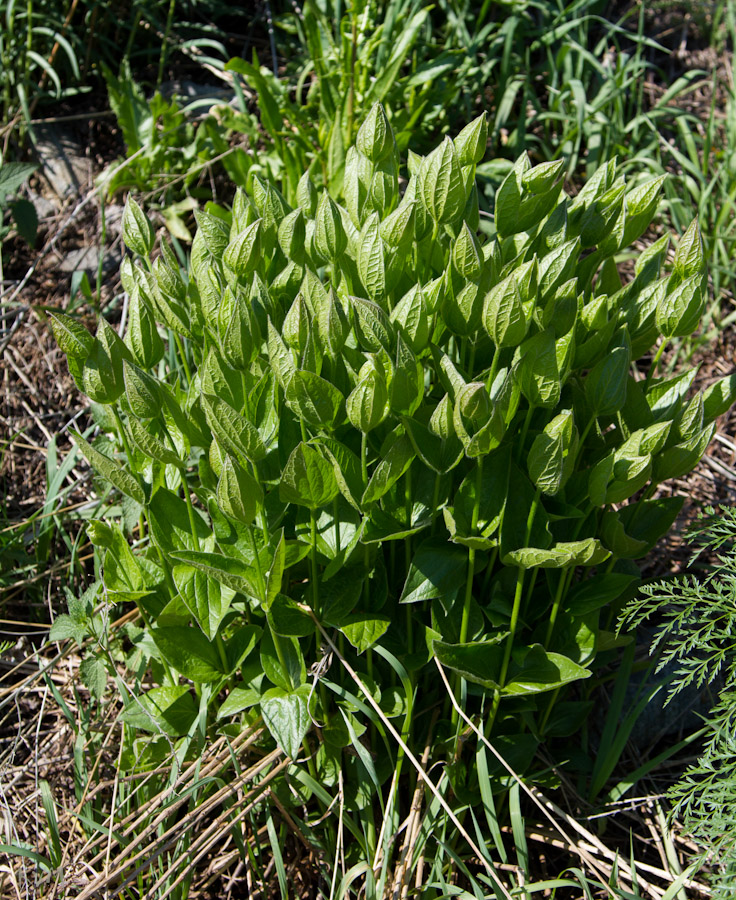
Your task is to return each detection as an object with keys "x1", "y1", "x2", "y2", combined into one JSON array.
[{"x1": 622, "y1": 506, "x2": 736, "y2": 897}]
